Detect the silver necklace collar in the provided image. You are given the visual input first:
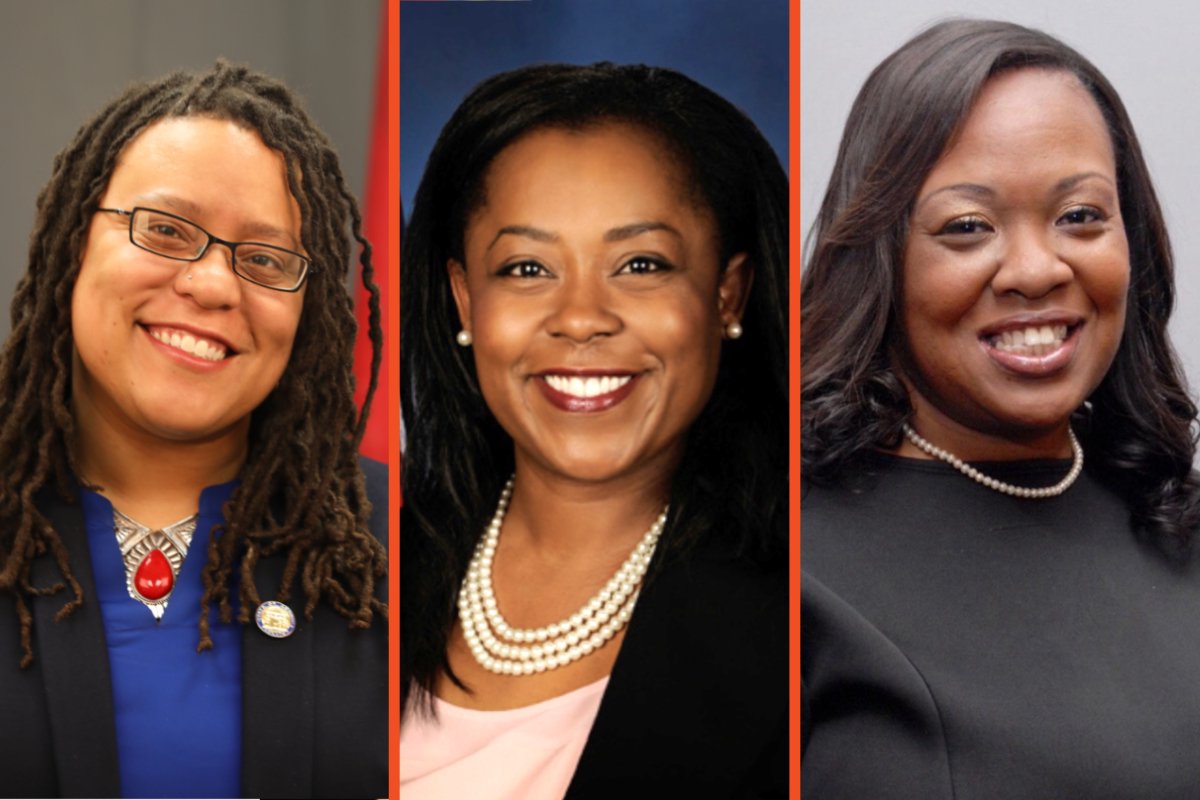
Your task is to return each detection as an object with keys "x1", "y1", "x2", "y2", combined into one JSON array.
[{"x1": 113, "y1": 508, "x2": 199, "y2": 620}]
